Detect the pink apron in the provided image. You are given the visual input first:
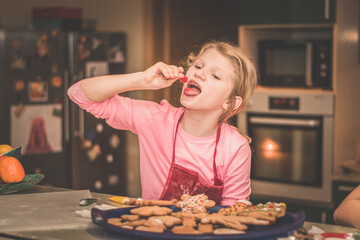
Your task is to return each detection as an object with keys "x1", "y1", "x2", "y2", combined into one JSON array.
[{"x1": 159, "y1": 115, "x2": 224, "y2": 205}]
